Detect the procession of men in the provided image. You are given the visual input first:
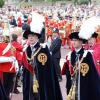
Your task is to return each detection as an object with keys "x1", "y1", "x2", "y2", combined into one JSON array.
[{"x1": 0, "y1": 1, "x2": 100, "y2": 100}]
